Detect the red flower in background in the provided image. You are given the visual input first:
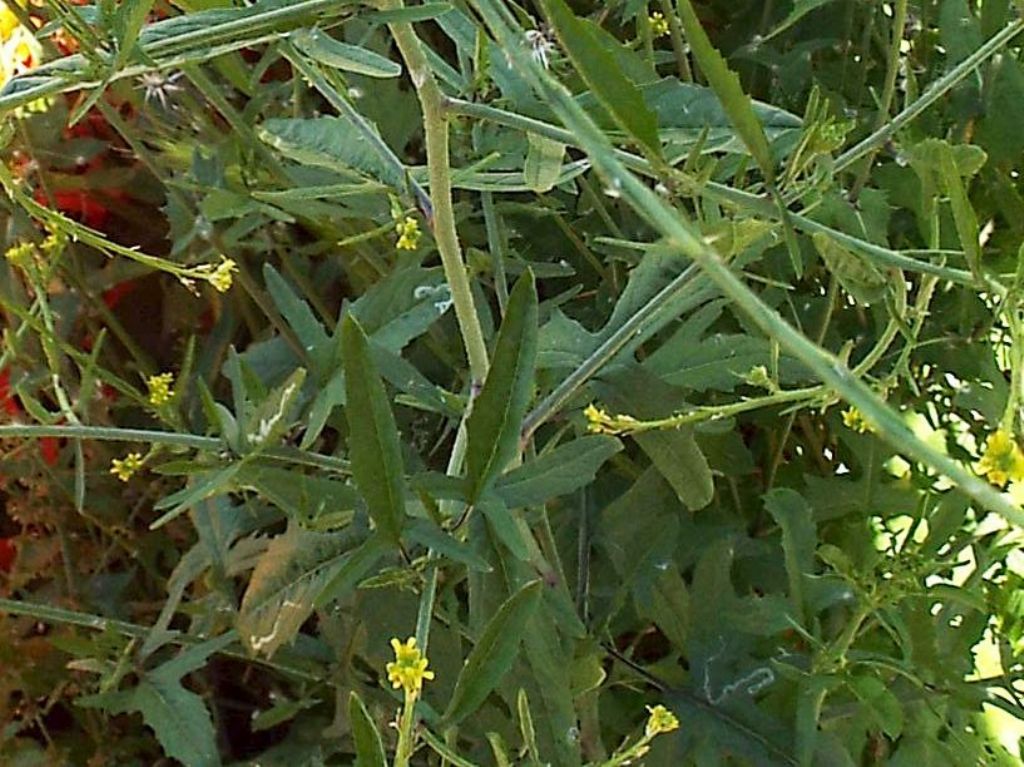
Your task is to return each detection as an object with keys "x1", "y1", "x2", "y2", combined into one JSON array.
[
  {"x1": 39, "y1": 435, "x2": 60, "y2": 466},
  {"x1": 0, "y1": 538, "x2": 15, "y2": 572},
  {"x1": 34, "y1": 188, "x2": 113, "y2": 230},
  {"x1": 0, "y1": 369, "x2": 19, "y2": 416},
  {"x1": 102, "y1": 278, "x2": 138, "y2": 309}
]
